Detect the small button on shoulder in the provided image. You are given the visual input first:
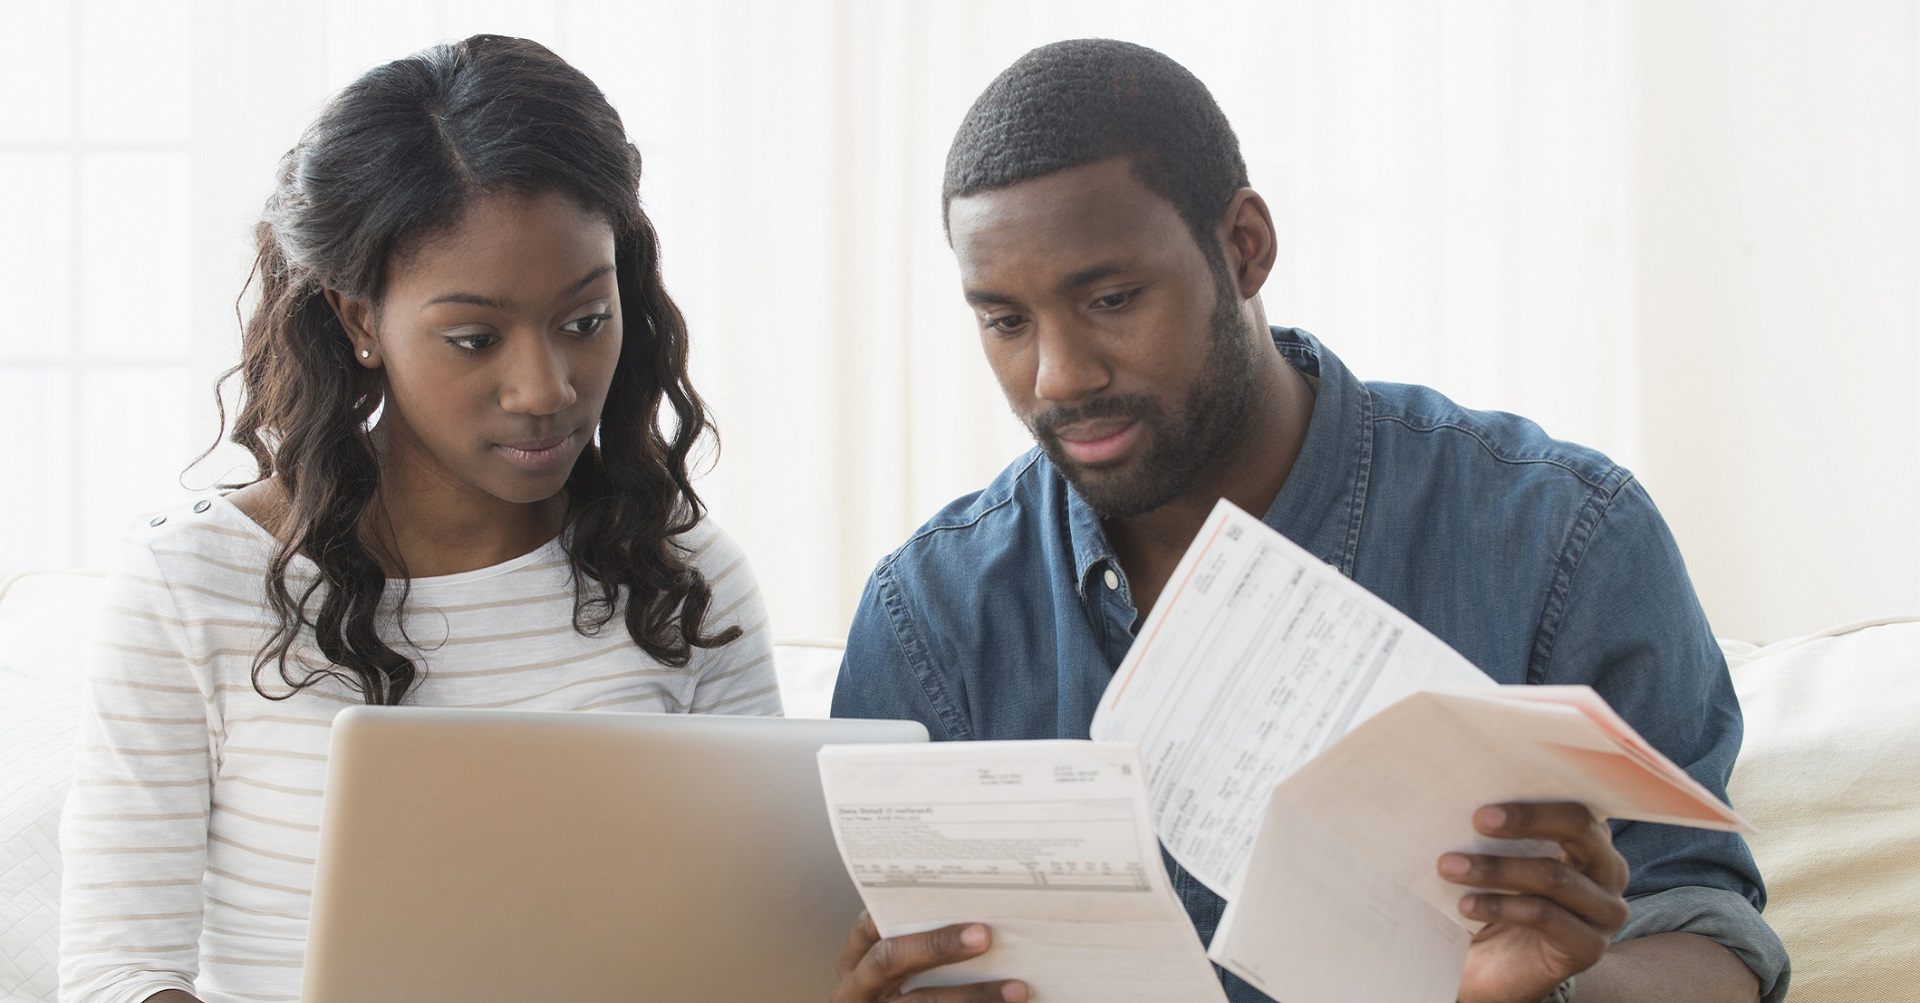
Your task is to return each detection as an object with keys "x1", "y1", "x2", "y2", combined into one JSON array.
[{"x1": 1103, "y1": 568, "x2": 1120, "y2": 591}]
